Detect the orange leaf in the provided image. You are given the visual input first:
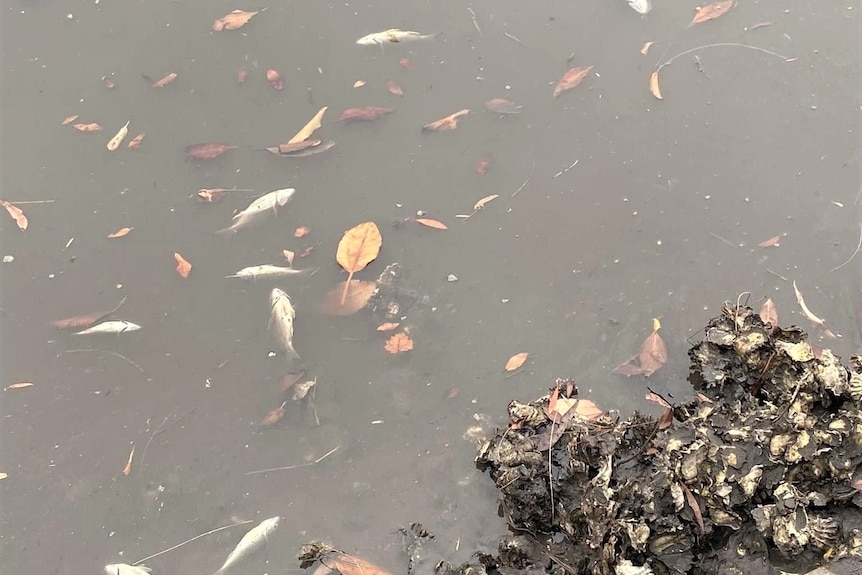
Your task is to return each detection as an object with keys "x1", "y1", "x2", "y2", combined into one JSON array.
[
  {"x1": 415, "y1": 218, "x2": 448, "y2": 230},
  {"x1": 336, "y1": 222, "x2": 382, "y2": 304},
  {"x1": 122, "y1": 445, "x2": 135, "y2": 476},
  {"x1": 260, "y1": 402, "x2": 287, "y2": 427},
  {"x1": 758, "y1": 234, "x2": 782, "y2": 247},
  {"x1": 62, "y1": 114, "x2": 79, "y2": 125},
  {"x1": 387, "y1": 80, "x2": 404, "y2": 96},
  {"x1": 108, "y1": 226, "x2": 133, "y2": 238},
  {"x1": 422, "y1": 109, "x2": 469, "y2": 132},
  {"x1": 294, "y1": 226, "x2": 310, "y2": 238},
  {"x1": 151, "y1": 72, "x2": 178, "y2": 88},
  {"x1": 267, "y1": 69, "x2": 284, "y2": 90},
  {"x1": 553, "y1": 66, "x2": 593, "y2": 98},
  {"x1": 319, "y1": 280, "x2": 377, "y2": 316},
  {"x1": 1, "y1": 201, "x2": 28, "y2": 230},
  {"x1": 504, "y1": 352, "x2": 529, "y2": 371},
  {"x1": 649, "y1": 71, "x2": 663, "y2": 100},
  {"x1": 213, "y1": 9, "x2": 262, "y2": 31},
  {"x1": 174, "y1": 252, "x2": 192, "y2": 279},
  {"x1": 127, "y1": 133, "x2": 145, "y2": 149},
  {"x1": 185, "y1": 143, "x2": 236, "y2": 160},
  {"x1": 640, "y1": 41, "x2": 655, "y2": 55},
  {"x1": 73, "y1": 123, "x2": 102, "y2": 132},
  {"x1": 759, "y1": 297, "x2": 778, "y2": 329},
  {"x1": 377, "y1": 322, "x2": 400, "y2": 331},
  {"x1": 320, "y1": 551, "x2": 398, "y2": 575},
  {"x1": 385, "y1": 332, "x2": 414, "y2": 354},
  {"x1": 690, "y1": 0, "x2": 733, "y2": 25}
]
